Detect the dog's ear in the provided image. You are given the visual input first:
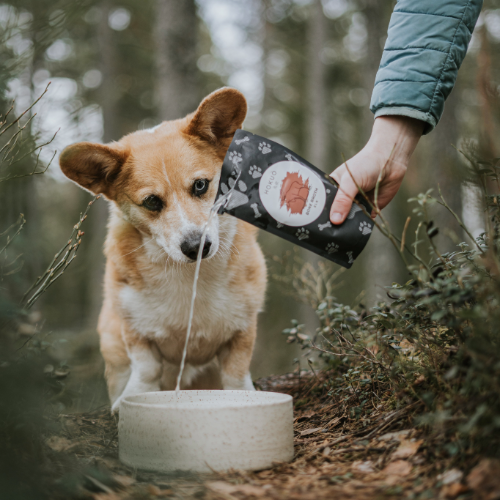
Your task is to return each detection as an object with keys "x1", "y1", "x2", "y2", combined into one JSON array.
[
  {"x1": 59, "y1": 142, "x2": 129, "y2": 199},
  {"x1": 184, "y1": 87, "x2": 247, "y2": 148}
]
